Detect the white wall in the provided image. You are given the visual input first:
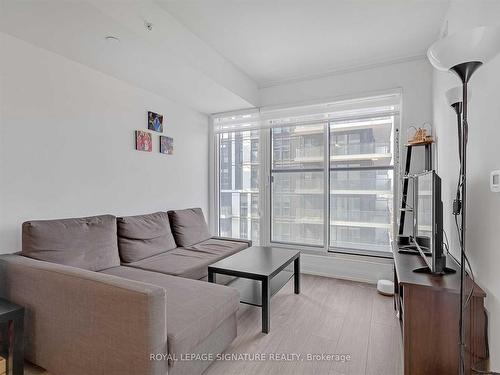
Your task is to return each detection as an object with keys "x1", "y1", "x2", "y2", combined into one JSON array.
[
  {"x1": 0, "y1": 33, "x2": 209, "y2": 253},
  {"x1": 432, "y1": 1, "x2": 500, "y2": 370}
]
